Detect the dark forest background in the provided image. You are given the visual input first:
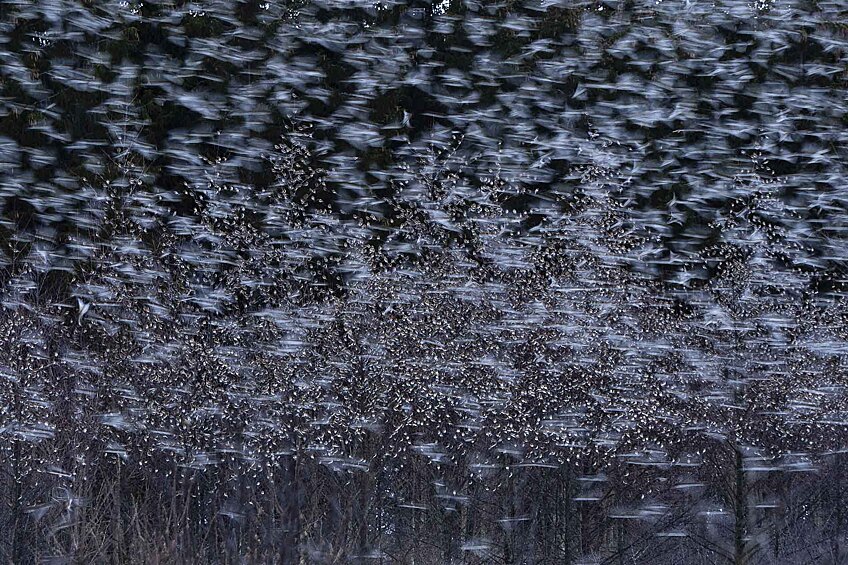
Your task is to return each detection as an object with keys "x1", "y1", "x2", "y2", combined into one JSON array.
[{"x1": 1, "y1": 0, "x2": 848, "y2": 562}]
